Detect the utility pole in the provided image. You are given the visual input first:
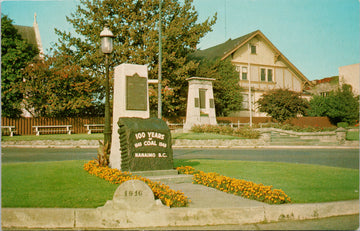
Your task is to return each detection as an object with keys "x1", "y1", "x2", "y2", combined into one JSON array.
[
  {"x1": 158, "y1": 0, "x2": 162, "y2": 119},
  {"x1": 248, "y1": 43, "x2": 252, "y2": 127}
]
